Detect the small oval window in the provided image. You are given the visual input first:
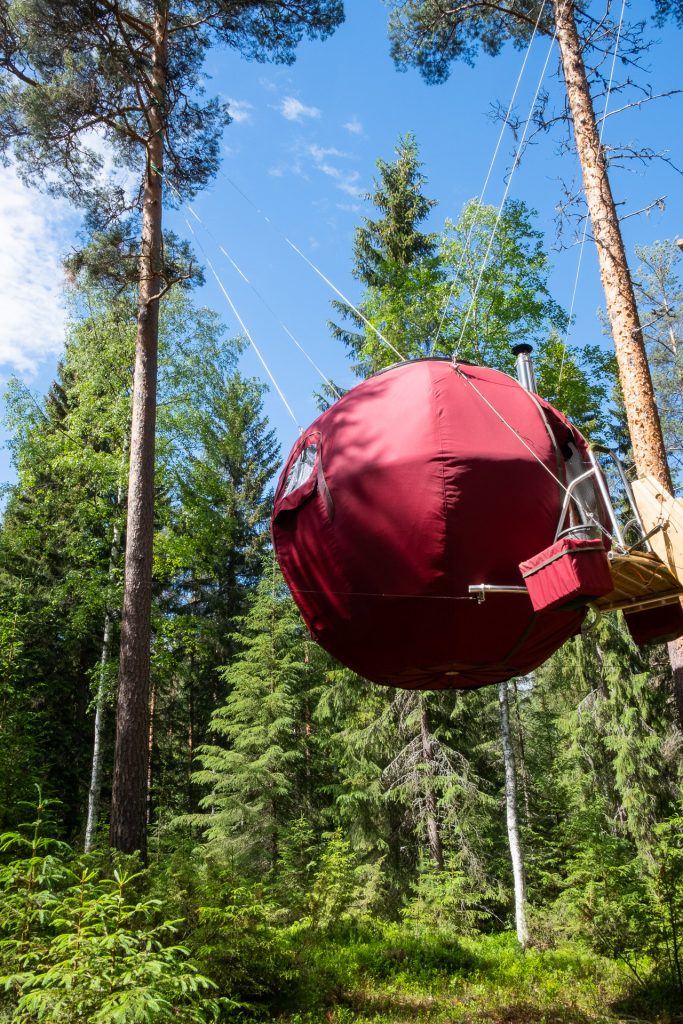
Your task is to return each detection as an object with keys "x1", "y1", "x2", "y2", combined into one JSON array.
[{"x1": 282, "y1": 442, "x2": 318, "y2": 499}]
